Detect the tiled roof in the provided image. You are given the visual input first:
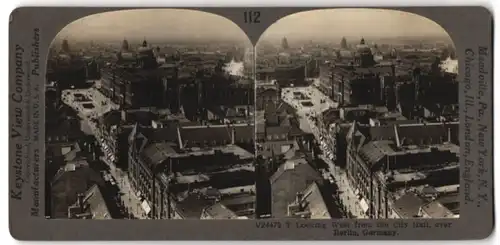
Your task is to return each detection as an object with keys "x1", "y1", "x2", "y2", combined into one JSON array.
[
  {"x1": 174, "y1": 192, "x2": 215, "y2": 219},
  {"x1": 79, "y1": 184, "x2": 111, "y2": 219},
  {"x1": 300, "y1": 182, "x2": 331, "y2": 219},
  {"x1": 359, "y1": 140, "x2": 395, "y2": 165},
  {"x1": 202, "y1": 203, "x2": 238, "y2": 219},
  {"x1": 367, "y1": 122, "x2": 459, "y2": 145},
  {"x1": 393, "y1": 192, "x2": 426, "y2": 218},
  {"x1": 266, "y1": 125, "x2": 290, "y2": 136},
  {"x1": 50, "y1": 163, "x2": 105, "y2": 218},
  {"x1": 221, "y1": 194, "x2": 255, "y2": 207},
  {"x1": 421, "y1": 200, "x2": 454, "y2": 218},
  {"x1": 142, "y1": 142, "x2": 177, "y2": 165},
  {"x1": 143, "y1": 127, "x2": 179, "y2": 143},
  {"x1": 180, "y1": 125, "x2": 232, "y2": 146},
  {"x1": 258, "y1": 88, "x2": 278, "y2": 96},
  {"x1": 270, "y1": 159, "x2": 322, "y2": 218},
  {"x1": 233, "y1": 124, "x2": 254, "y2": 143}
]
